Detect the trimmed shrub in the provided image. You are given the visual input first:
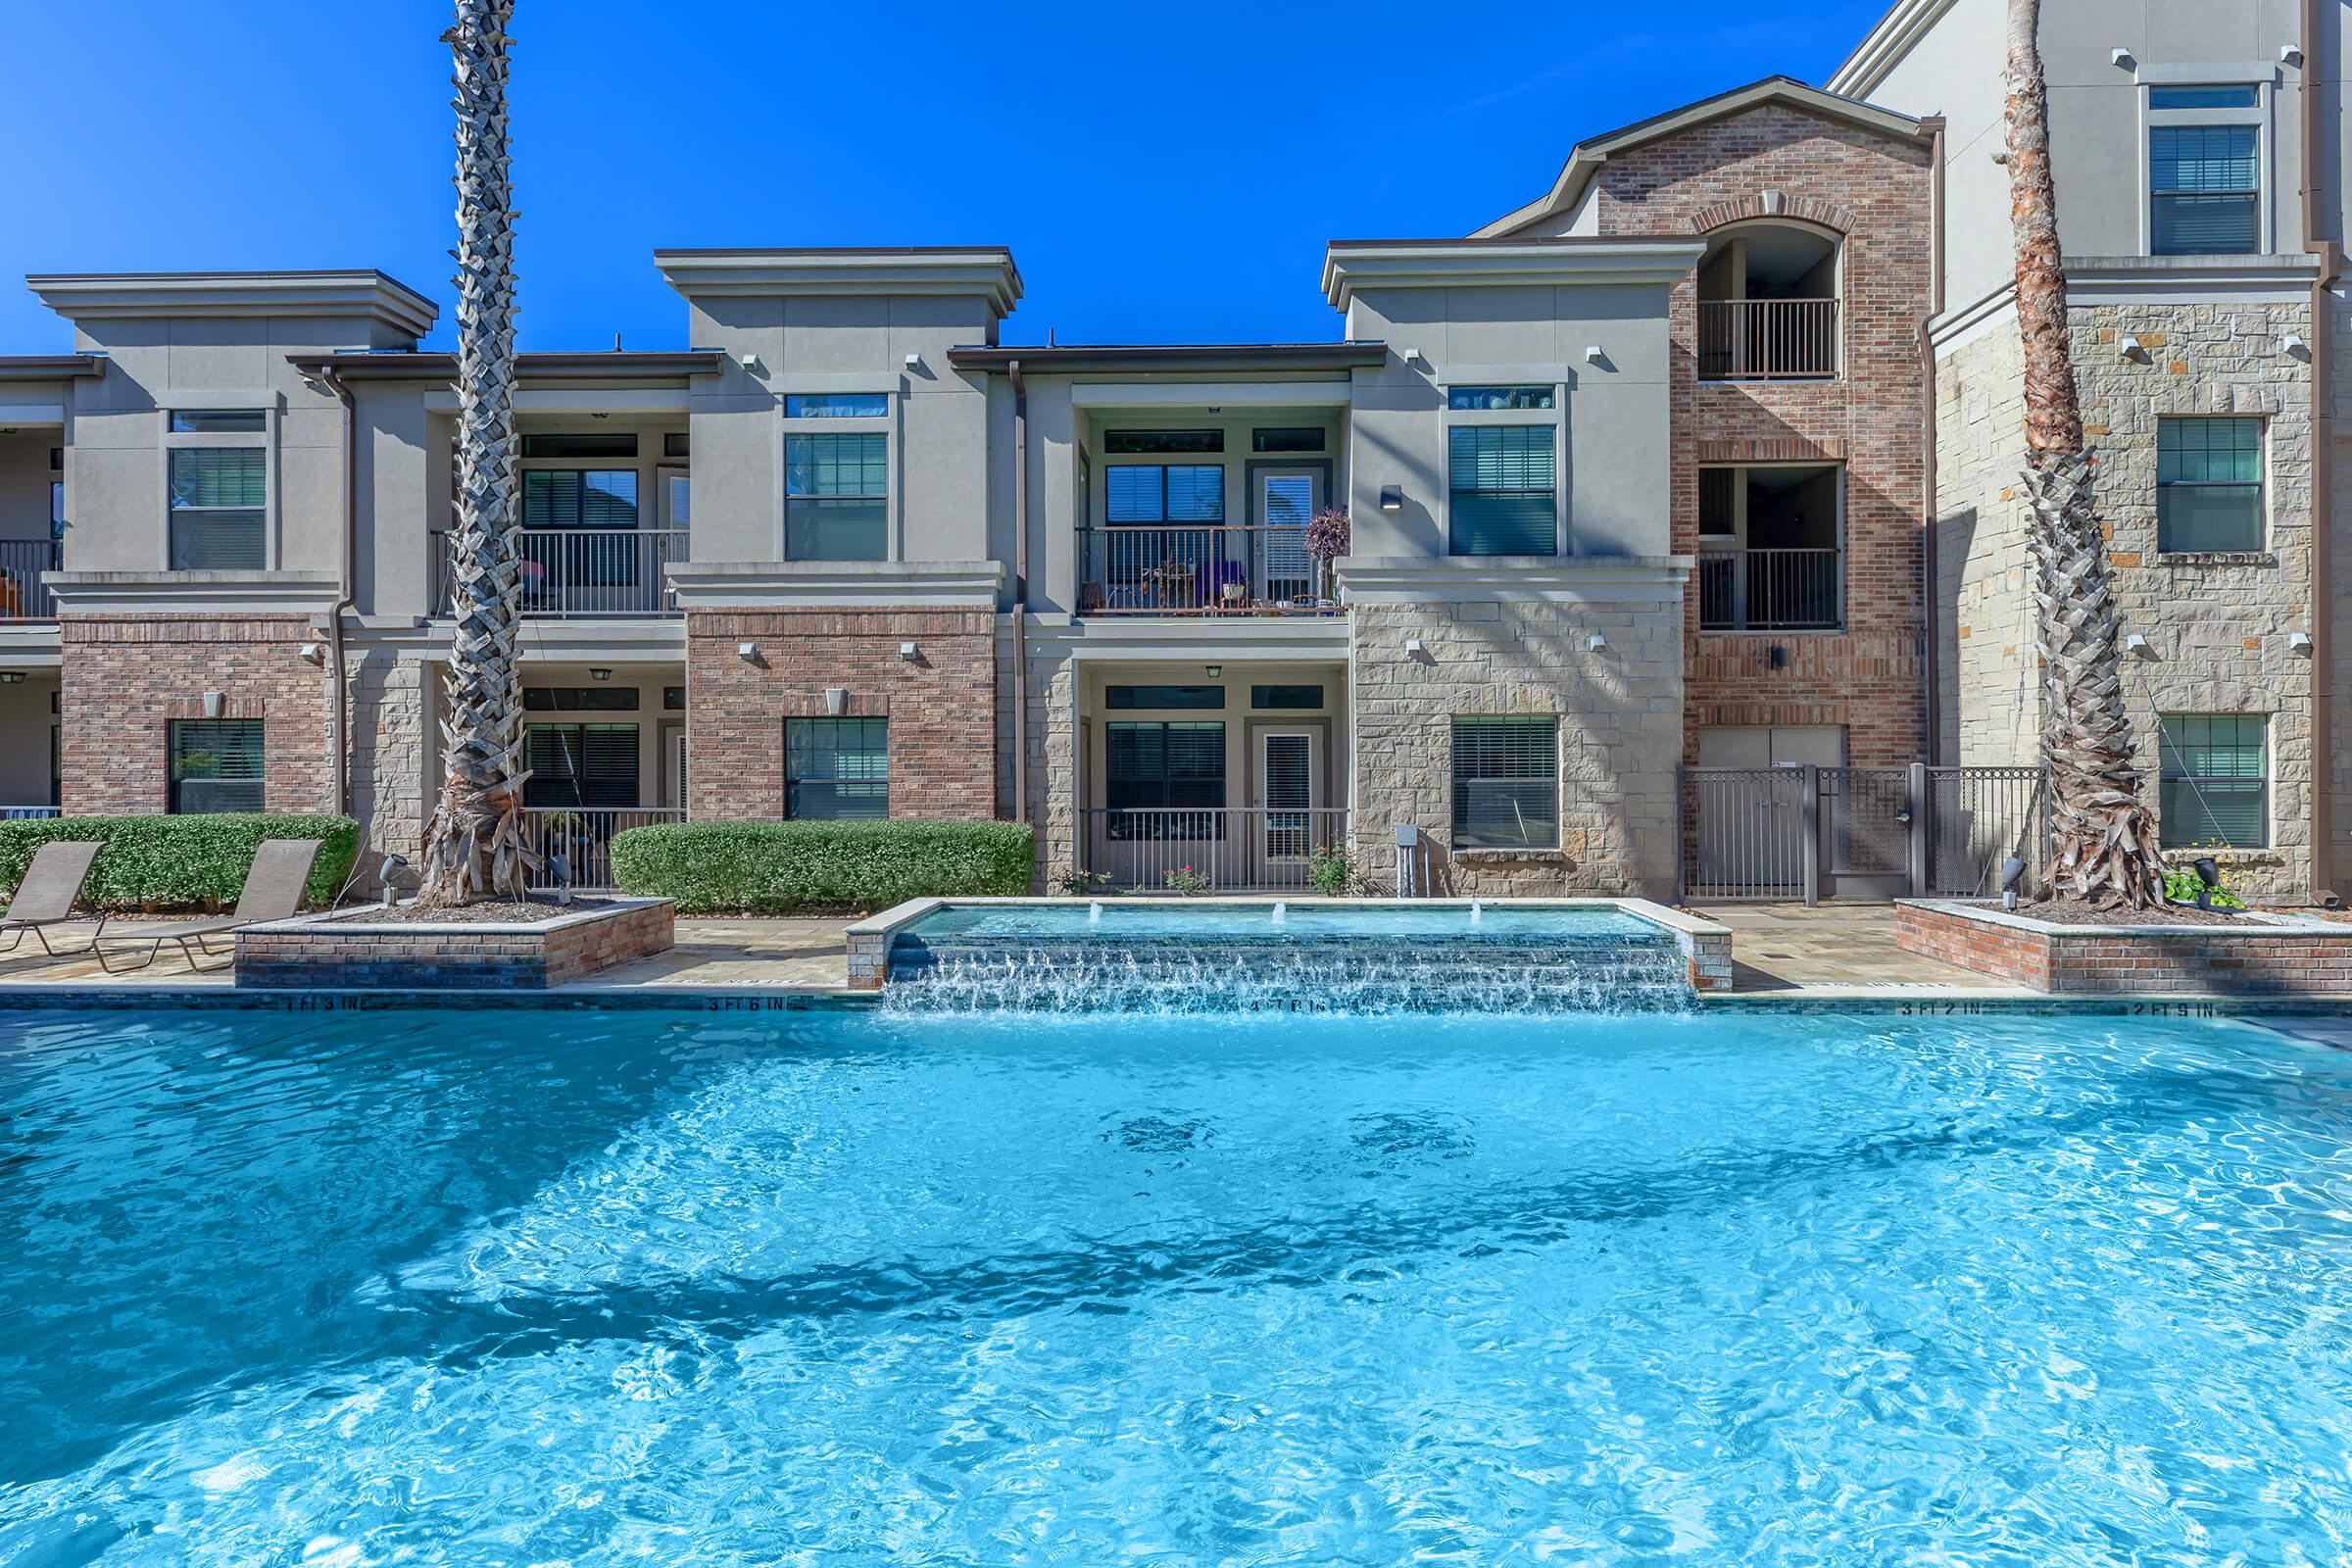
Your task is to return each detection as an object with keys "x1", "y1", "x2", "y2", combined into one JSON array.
[
  {"x1": 0, "y1": 814, "x2": 359, "y2": 912},
  {"x1": 610, "y1": 819, "x2": 1035, "y2": 914}
]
